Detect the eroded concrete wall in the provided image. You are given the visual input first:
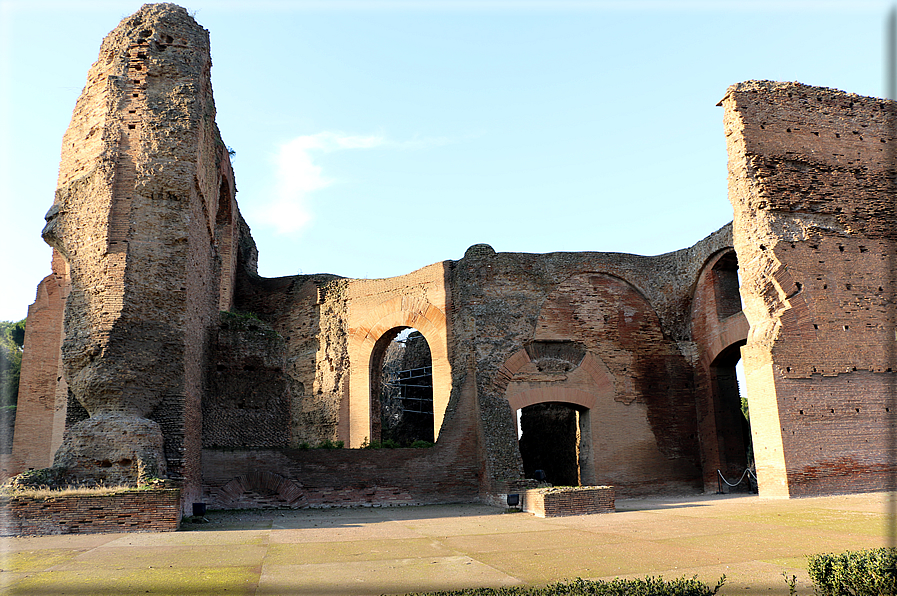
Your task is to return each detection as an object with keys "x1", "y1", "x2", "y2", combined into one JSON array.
[{"x1": 13, "y1": 5, "x2": 243, "y2": 514}]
